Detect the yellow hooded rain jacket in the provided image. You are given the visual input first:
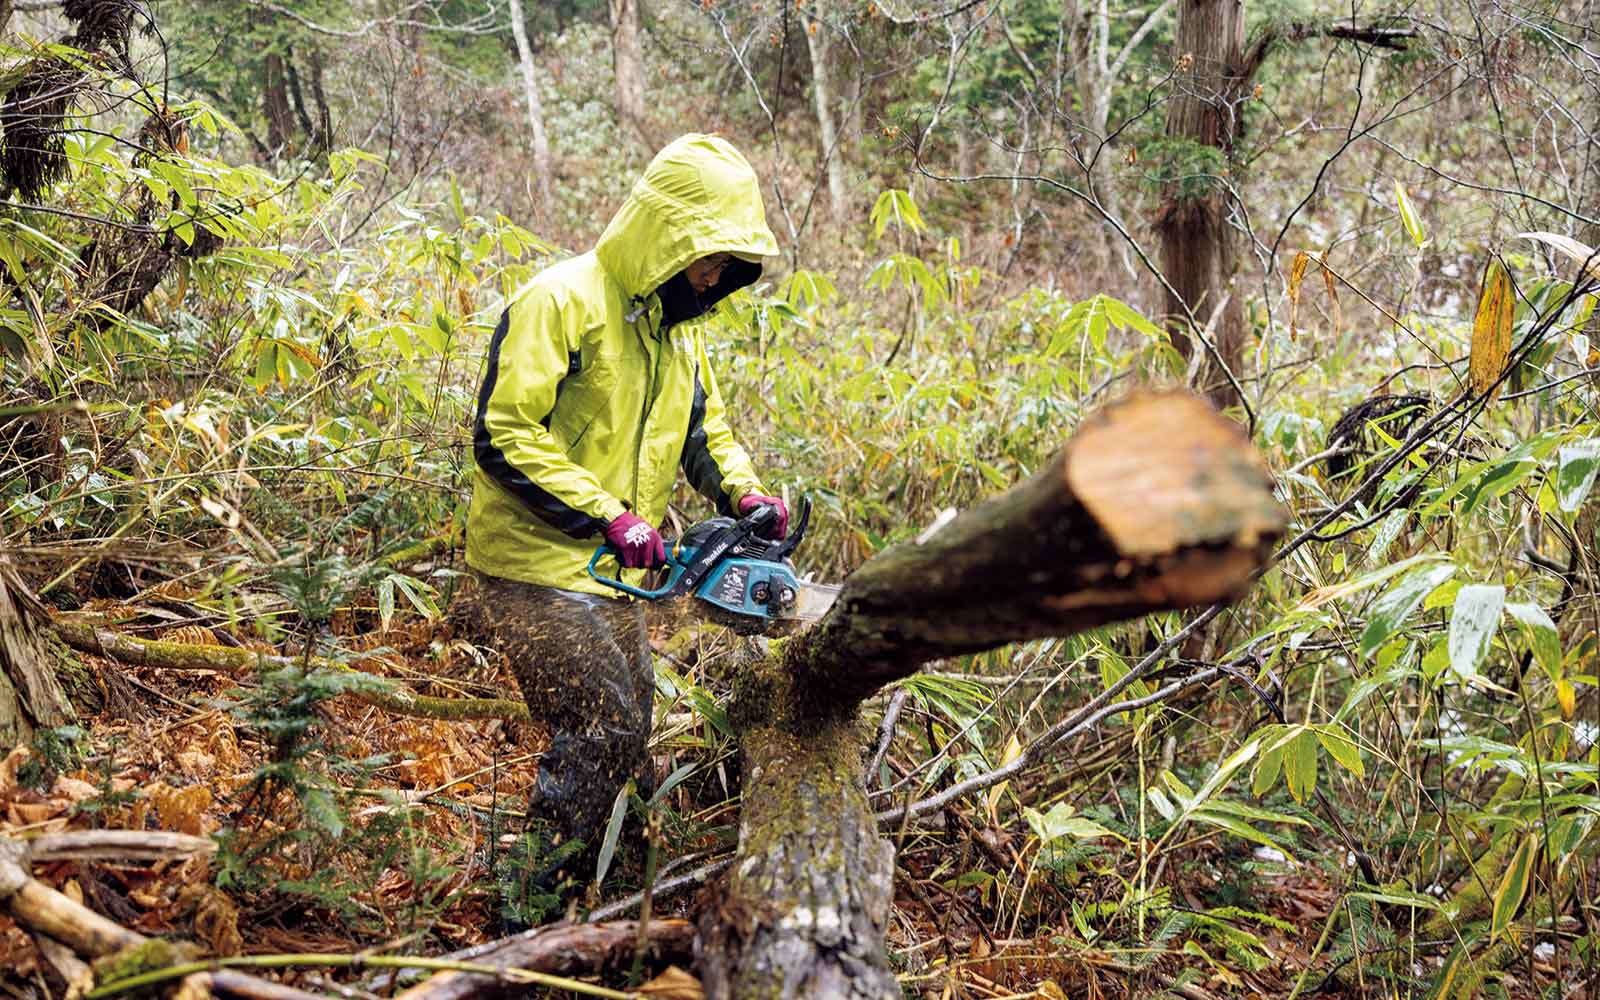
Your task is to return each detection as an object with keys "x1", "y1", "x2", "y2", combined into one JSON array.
[{"x1": 465, "y1": 134, "x2": 777, "y2": 595}]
